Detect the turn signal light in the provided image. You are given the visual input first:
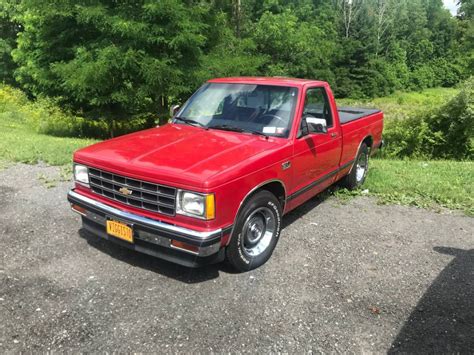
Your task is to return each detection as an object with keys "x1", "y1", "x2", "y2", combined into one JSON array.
[
  {"x1": 171, "y1": 240, "x2": 199, "y2": 254},
  {"x1": 71, "y1": 204, "x2": 87, "y2": 216},
  {"x1": 205, "y1": 194, "x2": 215, "y2": 220}
]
